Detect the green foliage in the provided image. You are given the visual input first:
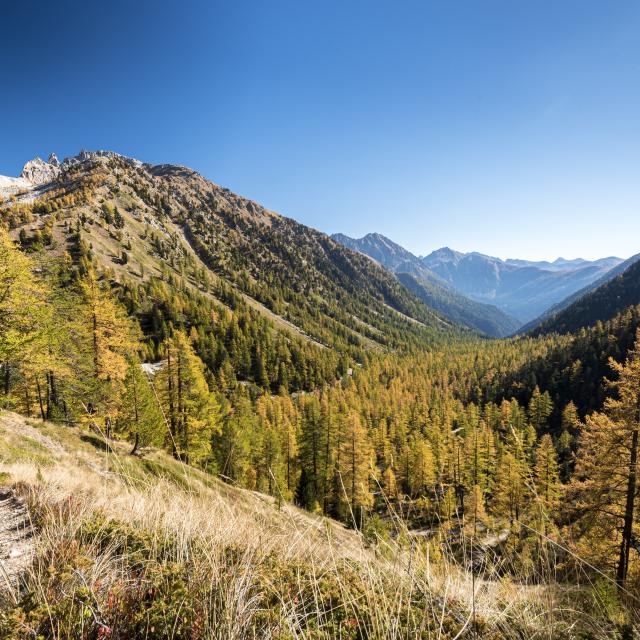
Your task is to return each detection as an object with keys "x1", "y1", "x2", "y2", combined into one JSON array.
[{"x1": 115, "y1": 357, "x2": 164, "y2": 453}]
